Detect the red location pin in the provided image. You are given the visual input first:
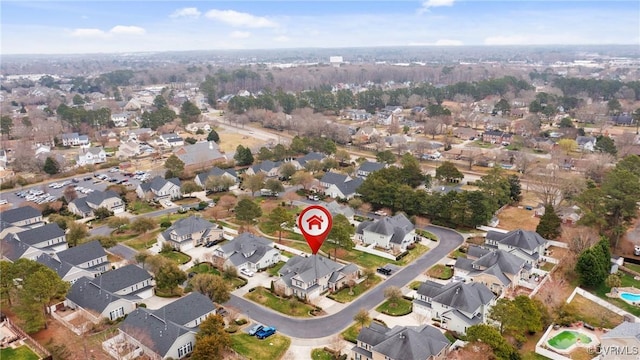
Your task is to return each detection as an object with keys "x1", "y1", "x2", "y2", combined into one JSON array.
[{"x1": 298, "y1": 205, "x2": 333, "y2": 255}]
